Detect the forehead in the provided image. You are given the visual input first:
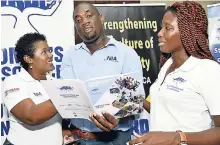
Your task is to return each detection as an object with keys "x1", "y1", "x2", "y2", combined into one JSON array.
[
  {"x1": 74, "y1": 4, "x2": 96, "y2": 17},
  {"x1": 33, "y1": 40, "x2": 48, "y2": 49},
  {"x1": 163, "y1": 11, "x2": 177, "y2": 24}
]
